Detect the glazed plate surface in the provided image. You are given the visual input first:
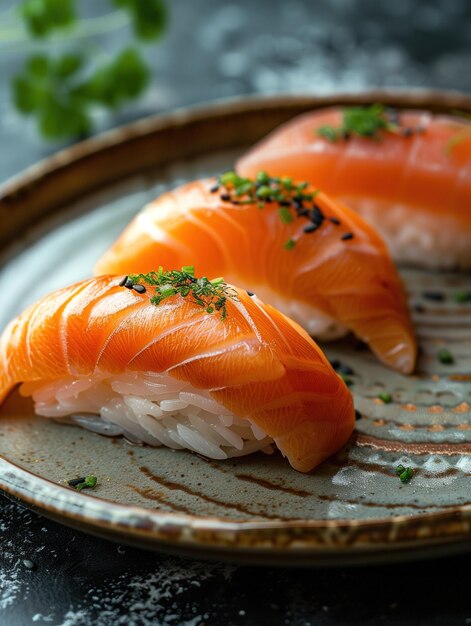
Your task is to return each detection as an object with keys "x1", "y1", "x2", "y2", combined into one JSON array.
[{"x1": 1, "y1": 93, "x2": 471, "y2": 565}]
